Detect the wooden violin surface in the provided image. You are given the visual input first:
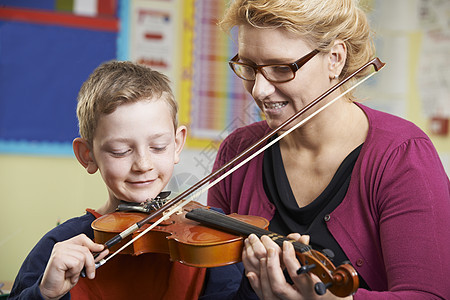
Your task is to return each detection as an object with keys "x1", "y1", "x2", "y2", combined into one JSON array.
[{"x1": 92, "y1": 201, "x2": 269, "y2": 267}]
